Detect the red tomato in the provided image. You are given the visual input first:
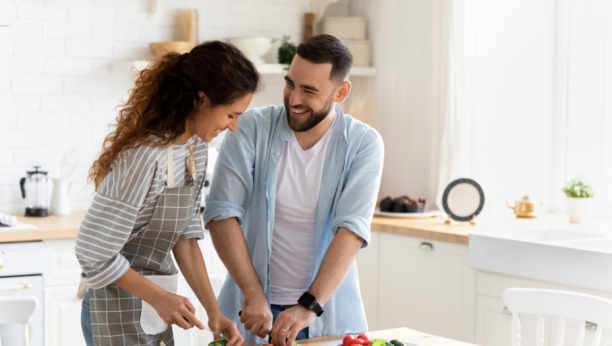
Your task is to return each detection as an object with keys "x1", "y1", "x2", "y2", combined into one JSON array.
[
  {"x1": 343, "y1": 335, "x2": 355, "y2": 346},
  {"x1": 349, "y1": 339, "x2": 365, "y2": 346},
  {"x1": 357, "y1": 334, "x2": 370, "y2": 342},
  {"x1": 363, "y1": 341, "x2": 373, "y2": 346}
]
